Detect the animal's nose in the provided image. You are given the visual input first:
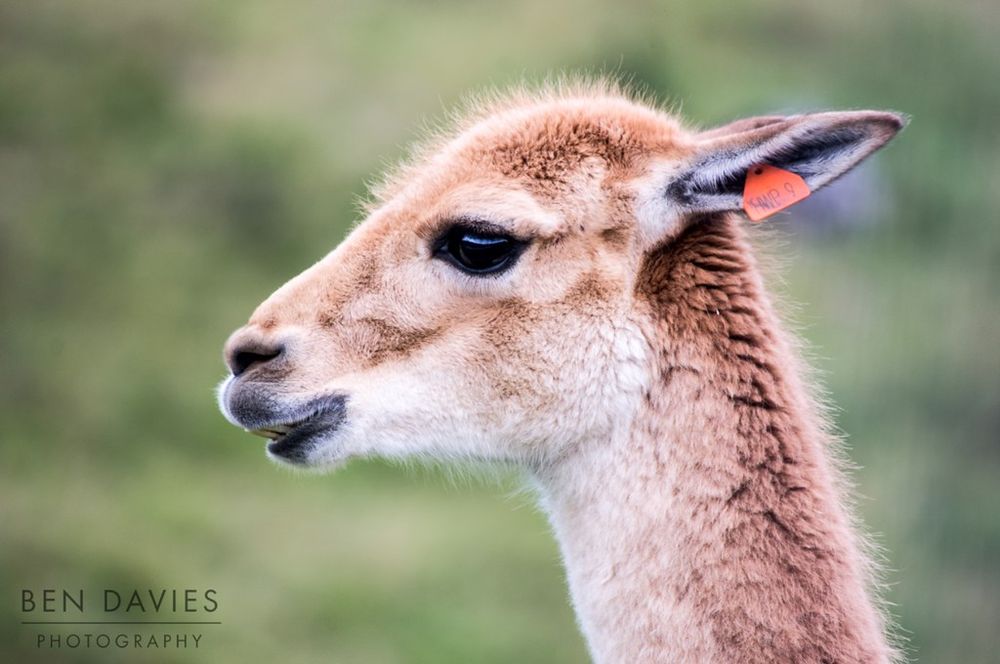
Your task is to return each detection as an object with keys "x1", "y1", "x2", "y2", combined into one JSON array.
[{"x1": 224, "y1": 332, "x2": 285, "y2": 377}]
